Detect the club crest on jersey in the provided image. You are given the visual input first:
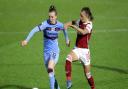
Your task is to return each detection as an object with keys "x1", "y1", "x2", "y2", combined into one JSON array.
[{"x1": 46, "y1": 27, "x2": 52, "y2": 30}]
